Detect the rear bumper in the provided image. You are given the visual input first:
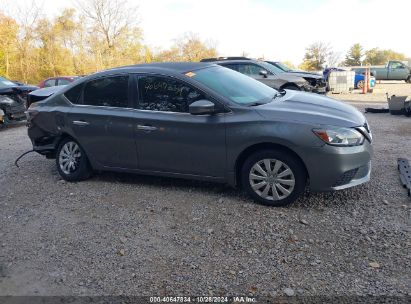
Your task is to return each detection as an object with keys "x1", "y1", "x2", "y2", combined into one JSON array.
[
  {"x1": 297, "y1": 141, "x2": 373, "y2": 192},
  {"x1": 27, "y1": 125, "x2": 59, "y2": 157}
]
